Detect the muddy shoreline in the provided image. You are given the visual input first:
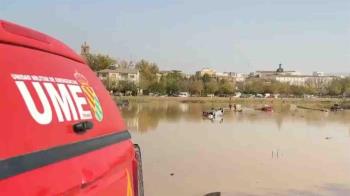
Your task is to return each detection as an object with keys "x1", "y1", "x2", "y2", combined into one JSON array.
[{"x1": 114, "y1": 96, "x2": 350, "y2": 110}]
